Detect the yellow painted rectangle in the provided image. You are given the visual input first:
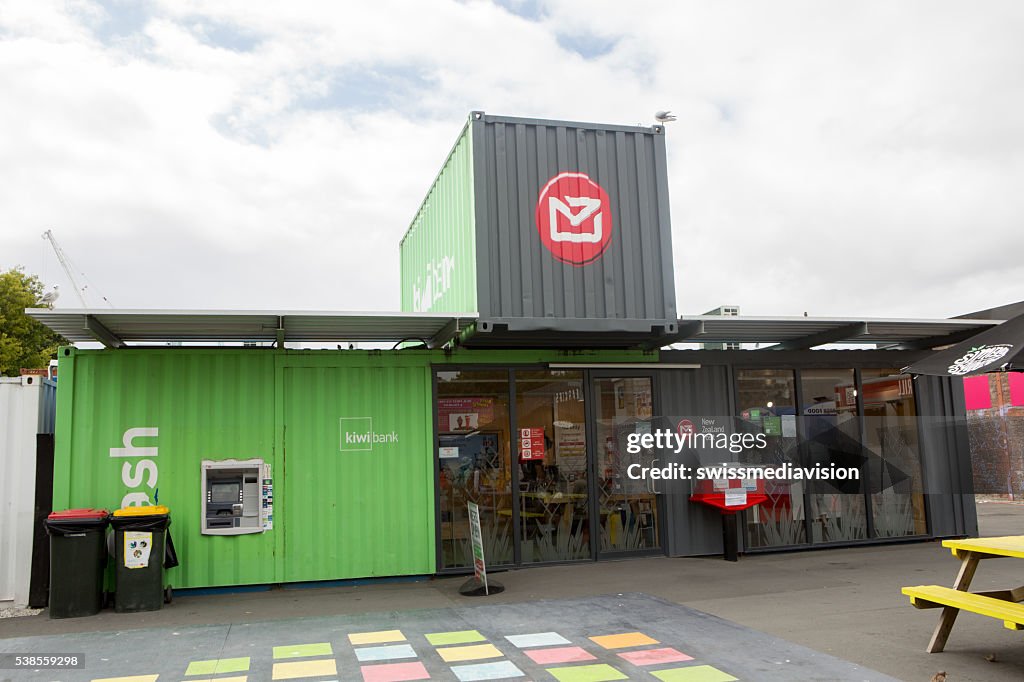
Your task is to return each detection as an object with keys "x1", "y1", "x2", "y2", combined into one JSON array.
[
  {"x1": 436, "y1": 643, "x2": 503, "y2": 662},
  {"x1": 425, "y1": 630, "x2": 486, "y2": 646},
  {"x1": 184, "y1": 677, "x2": 248, "y2": 682},
  {"x1": 272, "y1": 659, "x2": 338, "y2": 680},
  {"x1": 589, "y1": 632, "x2": 659, "y2": 649},
  {"x1": 348, "y1": 629, "x2": 407, "y2": 645}
]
